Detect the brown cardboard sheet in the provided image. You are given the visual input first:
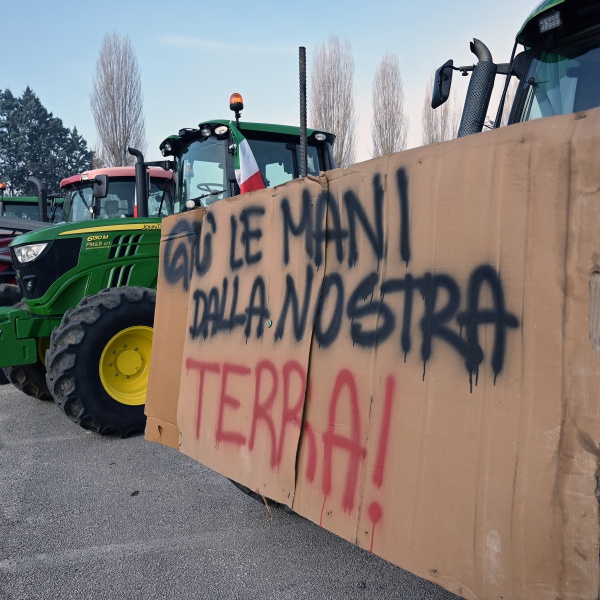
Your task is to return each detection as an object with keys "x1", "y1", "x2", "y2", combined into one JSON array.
[{"x1": 146, "y1": 108, "x2": 600, "y2": 600}]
